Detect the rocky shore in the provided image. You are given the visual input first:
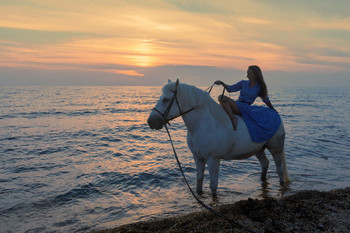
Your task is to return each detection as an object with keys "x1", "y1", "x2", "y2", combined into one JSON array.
[{"x1": 96, "y1": 187, "x2": 350, "y2": 233}]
